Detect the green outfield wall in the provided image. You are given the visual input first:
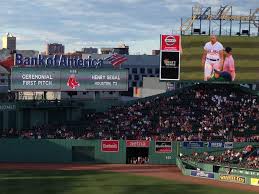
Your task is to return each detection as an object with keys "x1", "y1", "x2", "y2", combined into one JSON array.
[
  {"x1": 0, "y1": 139, "x2": 177, "y2": 164},
  {"x1": 0, "y1": 140, "x2": 257, "y2": 164},
  {"x1": 0, "y1": 139, "x2": 126, "y2": 163}
]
